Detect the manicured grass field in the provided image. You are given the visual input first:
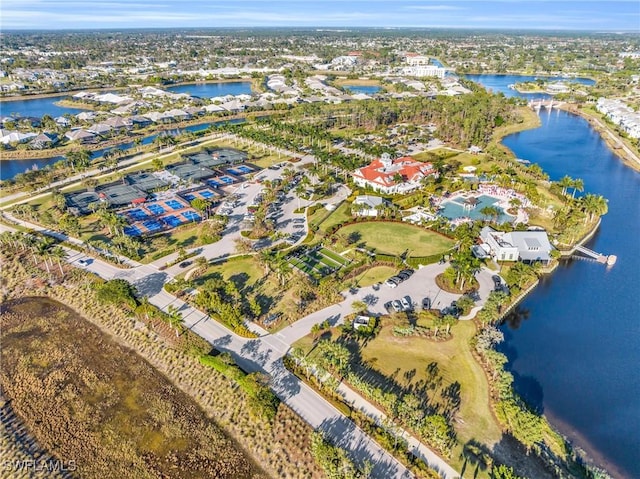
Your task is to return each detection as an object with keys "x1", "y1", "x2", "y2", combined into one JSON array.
[
  {"x1": 351, "y1": 265, "x2": 397, "y2": 287},
  {"x1": 311, "y1": 202, "x2": 352, "y2": 232},
  {"x1": 335, "y1": 222, "x2": 454, "y2": 257}
]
